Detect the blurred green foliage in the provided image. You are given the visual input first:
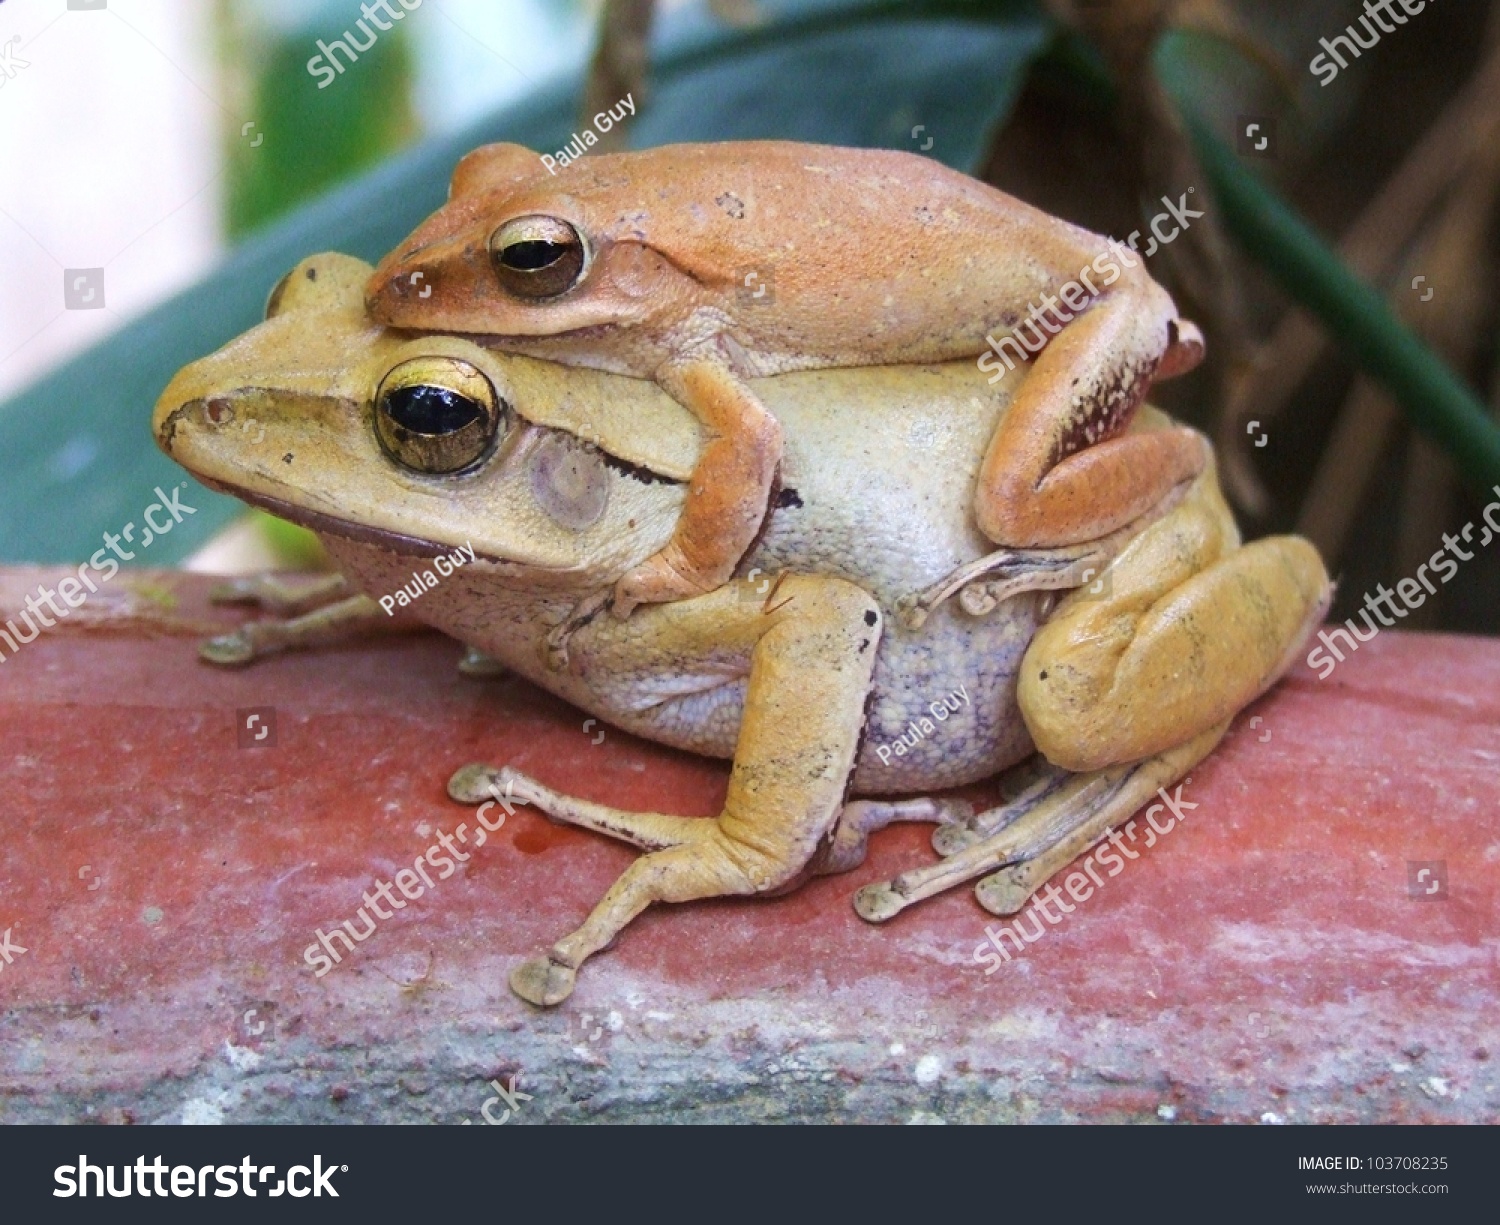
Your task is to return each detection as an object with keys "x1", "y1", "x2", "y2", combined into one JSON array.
[{"x1": 219, "y1": 4, "x2": 418, "y2": 239}]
